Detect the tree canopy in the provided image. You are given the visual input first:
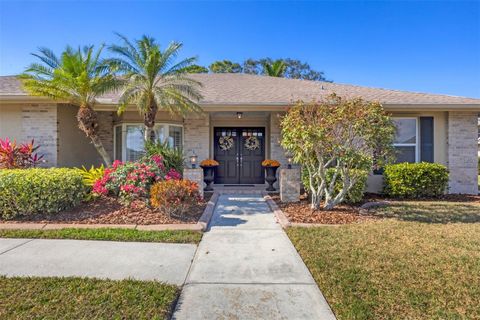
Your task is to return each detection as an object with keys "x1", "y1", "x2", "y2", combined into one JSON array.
[{"x1": 281, "y1": 94, "x2": 395, "y2": 210}]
